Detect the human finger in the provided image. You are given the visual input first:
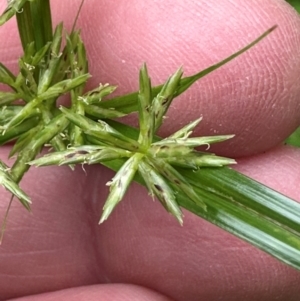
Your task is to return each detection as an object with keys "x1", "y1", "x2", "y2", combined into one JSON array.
[{"x1": 9, "y1": 284, "x2": 173, "y2": 301}]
